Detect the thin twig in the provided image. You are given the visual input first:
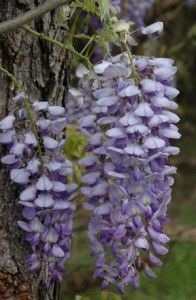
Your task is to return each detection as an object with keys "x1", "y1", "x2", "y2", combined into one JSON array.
[{"x1": 0, "y1": 0, "x2": 69, "y2": 35}]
